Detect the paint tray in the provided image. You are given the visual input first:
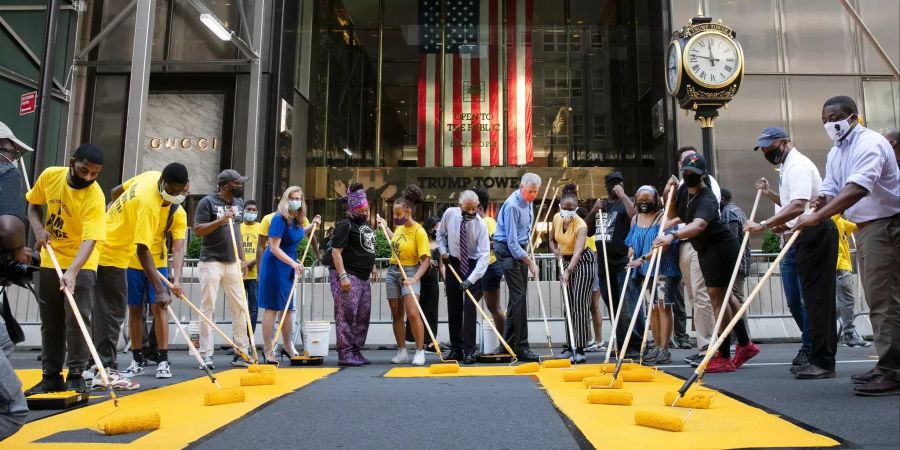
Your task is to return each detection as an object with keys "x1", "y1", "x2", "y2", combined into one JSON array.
[
  {"x1": 289, "y1": 351, "x2": 324, "y2": 366},
  {"x1": 26, "y1": 391, "x2": 89, "y2": 410}
]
